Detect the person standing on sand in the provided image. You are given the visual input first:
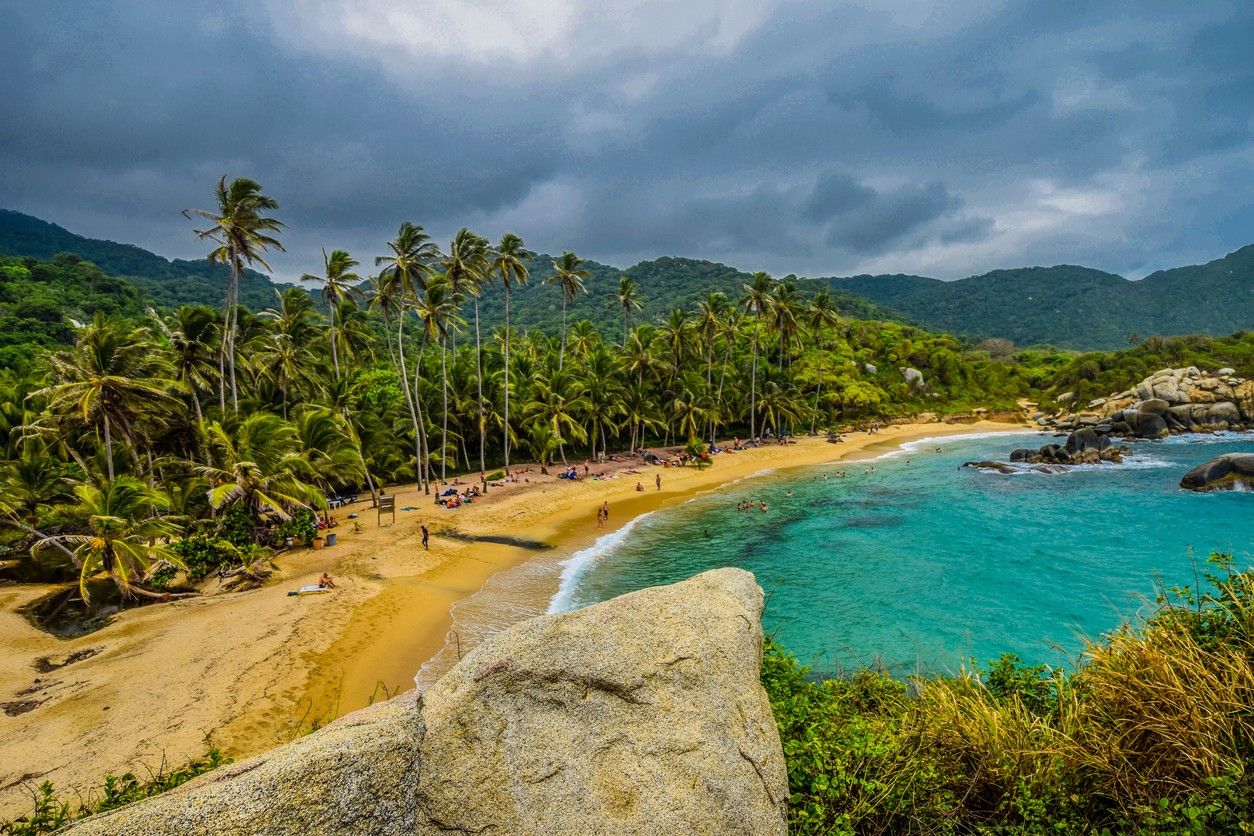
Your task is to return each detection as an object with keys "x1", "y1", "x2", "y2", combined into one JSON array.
[
  {"x1": 601, "y1": 501, "x2": 609, "y2": 525},
  {"x1": 655, "y1": 473, "x2": 661, "y2": 491},
  {"x1": 595, "y1": 505, "x2": 605, "y2": 529},
  {"x1": 421, "y1": 524, "x2": 430, "y2": 550}
]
